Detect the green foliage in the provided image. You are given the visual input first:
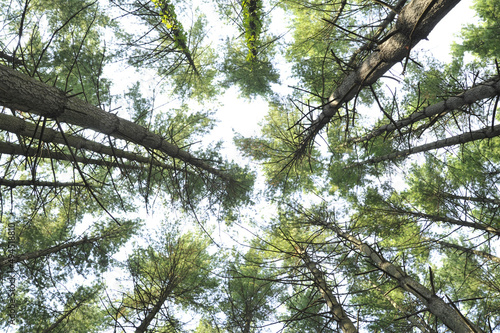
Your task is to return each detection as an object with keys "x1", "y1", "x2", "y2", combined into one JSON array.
[
  {"x1": 115, "y1": 227, "x2": 220, "y2": 330},
  {"x1": 219, "y1": 247, "x2": 282, "y2": 332},
  {"x1": 453, "y1": 0, "x2": 500, "y2": 60},
  {"x1": 235, "y1": 98, "x2": 324, "y2": 195},
  {"x1": 2, "y1": 0, "x2": 500, "y2": 331},
  {"x1": 241, "y1": 0, "x2": 263, "y2": 62},
  {"x1": 0, "y1": 0, "x2": 115, "y2": 105},
  {"x1": 152, "y1": 0, "x2": 191, "y2": 61},
  {"x1": 221, "y1": 38, "x2": 280, "y2": 98}
]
